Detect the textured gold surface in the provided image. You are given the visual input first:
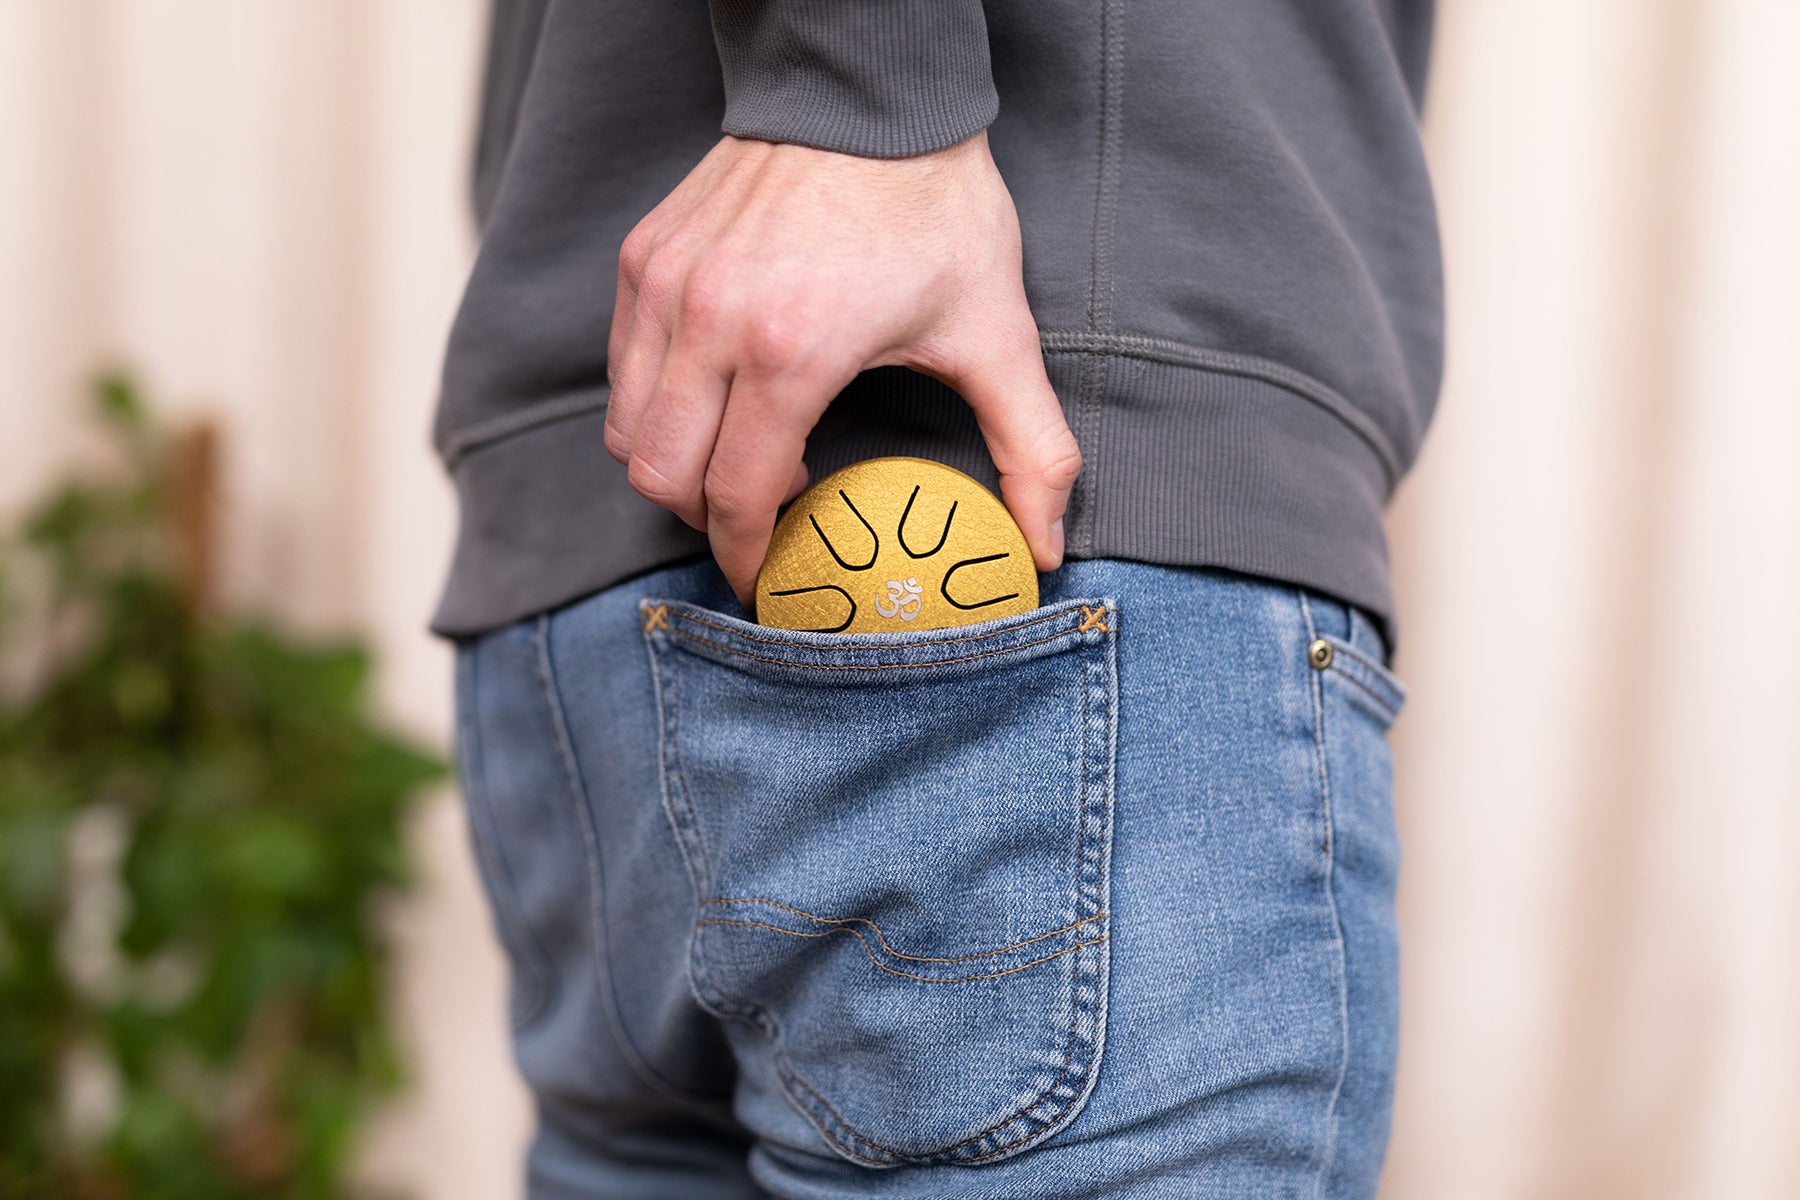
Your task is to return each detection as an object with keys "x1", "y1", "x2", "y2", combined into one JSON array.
[{"x1": 755, "y1": 457, "x2": 1039, "y2": 633}]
